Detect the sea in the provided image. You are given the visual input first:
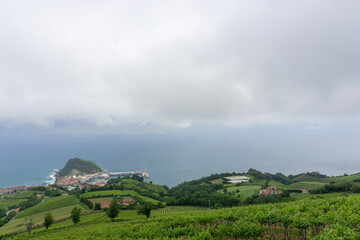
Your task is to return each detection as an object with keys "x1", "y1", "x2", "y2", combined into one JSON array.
[{"x1": 1, "y1": 124, "x2": 360, "y2": 188}]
